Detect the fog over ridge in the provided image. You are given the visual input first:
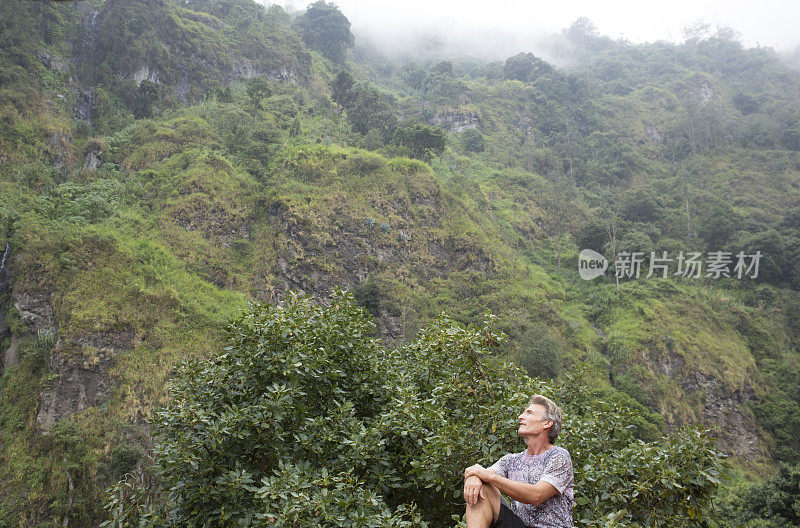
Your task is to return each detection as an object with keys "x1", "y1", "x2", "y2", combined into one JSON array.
[{"x1": 278, "y1": 0, "x2": 800, "y2": 62}]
